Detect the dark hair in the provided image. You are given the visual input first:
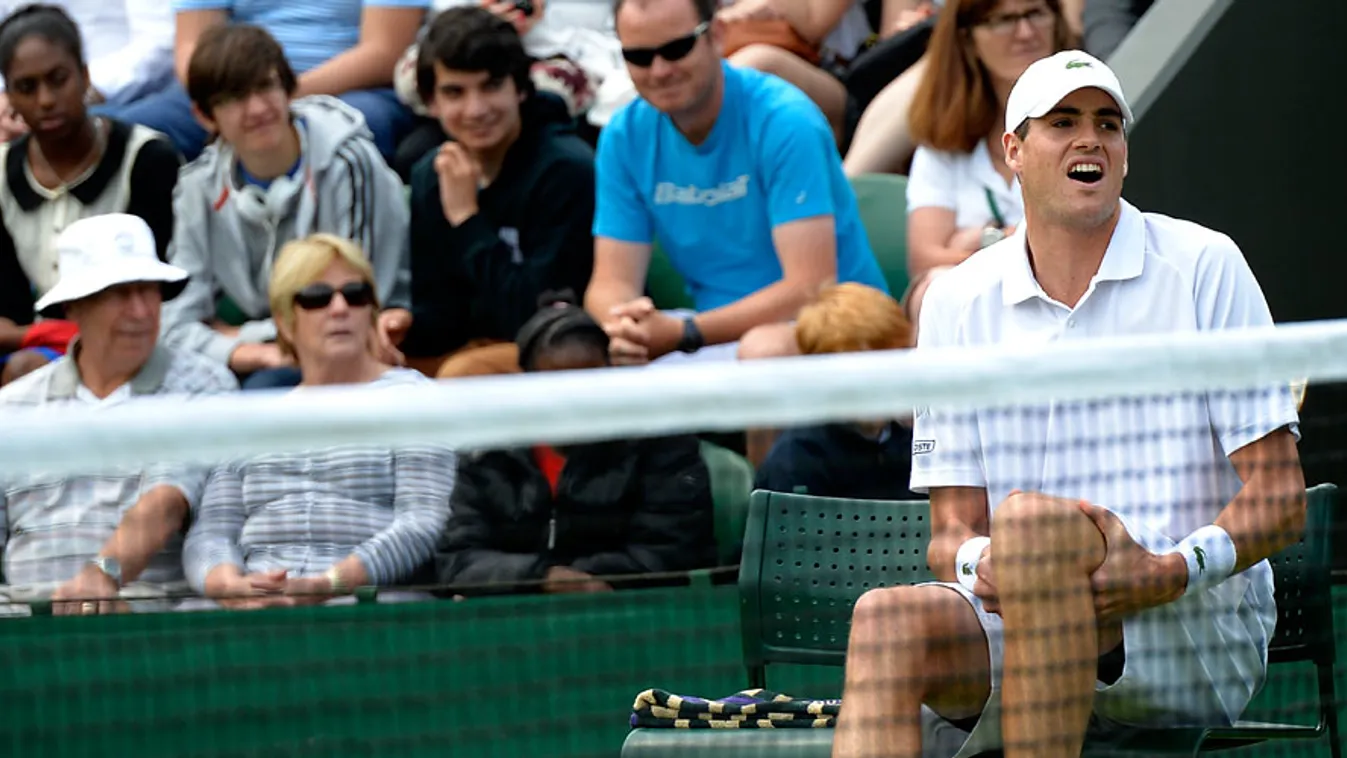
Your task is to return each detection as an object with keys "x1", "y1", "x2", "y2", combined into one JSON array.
[
  {"x1": 417, "y1": 7, "x2": 535, "y2": 106},
  {"x1": 0, "y1": 3, "x2": 84, "y2": 79},
  {"x1": 186, "y1": 24, "x2": 297, "y2": 118},
  {"x1": 908, "y1": 0, "x2": 1071, "y2": 153},
  {"x1": 515, "y1": 290, "x2": 610, "y2": 372},
  {"x1": 612, "y1": 0, "x2": 717, "y2": 26}
]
